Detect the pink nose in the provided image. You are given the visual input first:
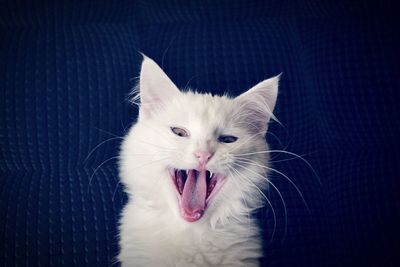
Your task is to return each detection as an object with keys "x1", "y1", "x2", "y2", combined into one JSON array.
[{"x1": 194, "y1": 151, "x2": 213, "y2": 166}]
